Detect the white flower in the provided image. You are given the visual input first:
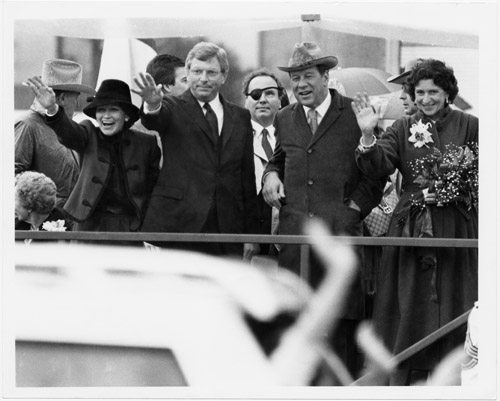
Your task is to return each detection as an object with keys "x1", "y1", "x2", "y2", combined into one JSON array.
[
  {"x1": 42, "y1": 219, "x2": 67, "y2": 232},
  {"x1": 409, "y1": 119, "x2": 434, "y2": 148}
]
